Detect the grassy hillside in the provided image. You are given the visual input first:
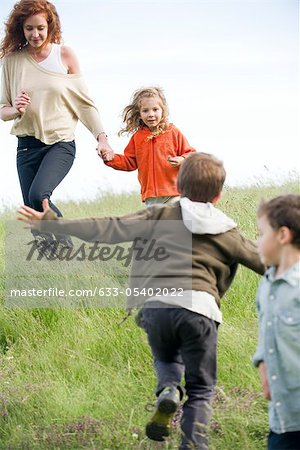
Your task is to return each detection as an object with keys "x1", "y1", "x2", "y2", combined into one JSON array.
[{"x1": 0, "y1": 181, "x2": 298, "y2": 449}]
